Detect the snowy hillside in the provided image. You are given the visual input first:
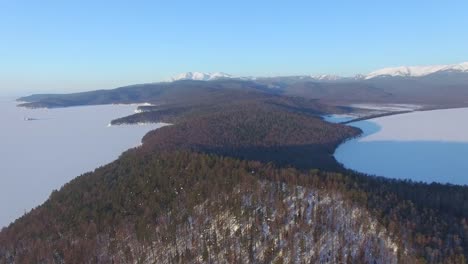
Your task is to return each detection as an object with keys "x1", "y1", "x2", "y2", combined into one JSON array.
[
  {"x1": 171, "y1": 72, "x2": 232, "y2": 81},
  {"x1": 365, "y1": 62, "x2": 468, "y2": 79}
]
